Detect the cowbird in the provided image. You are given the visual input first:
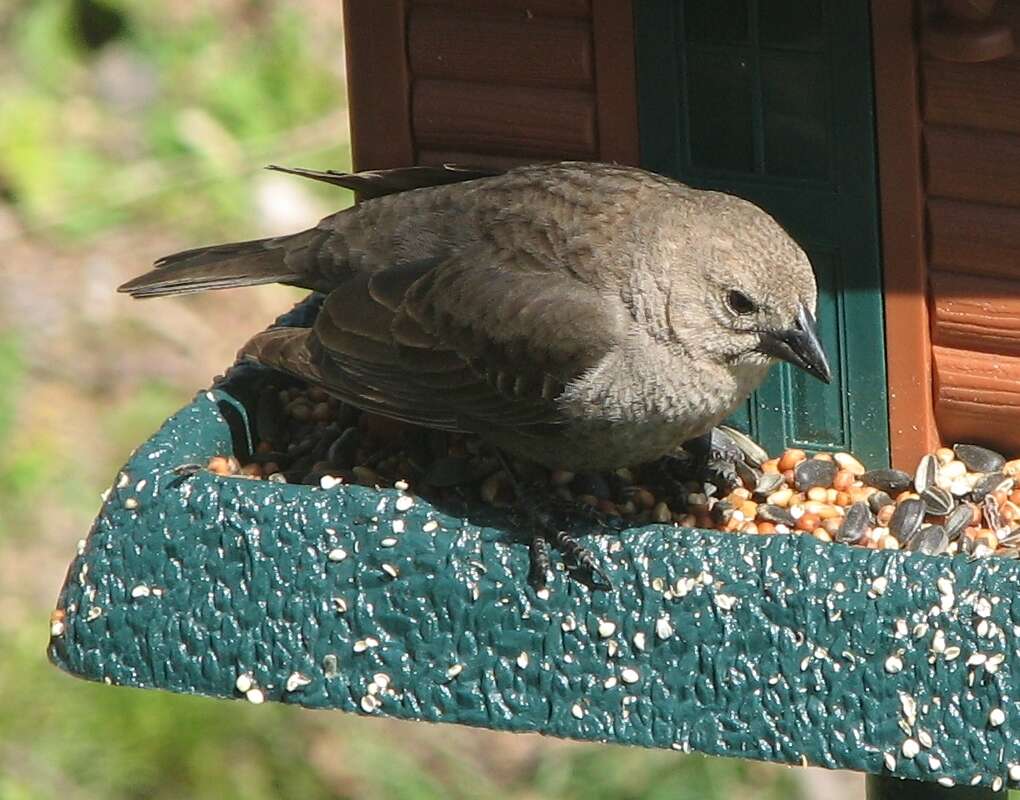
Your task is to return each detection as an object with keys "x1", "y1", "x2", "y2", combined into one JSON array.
[{"x1": 120, "y1": 161, "x2": 830, "y2": 587}]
